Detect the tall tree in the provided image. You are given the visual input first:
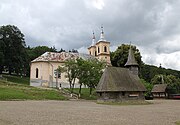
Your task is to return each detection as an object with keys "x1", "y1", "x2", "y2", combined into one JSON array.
[
  {"x1": 111, "y1": 44, "x2": 142, "y2": 67},
  {"x1": 85, "y1": 59, "x2": 105, "y2": 96},
  {"x1": 76, "y1": 58, "x2": 105, "y2": 96},
  {"x1": 0, "y1": 35, "x2": 5, "y2": 74},
  {"x1": 0, "y1": 25, "x2": 28, "y2": 75},
  {"x1": 27, "y1": 46, "x2": 57, "y2": 61},
  {"x1": 59, "y1": 59, "x2": 79, "y2": 93}
]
